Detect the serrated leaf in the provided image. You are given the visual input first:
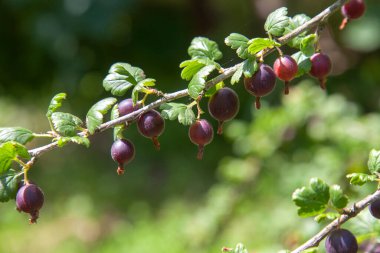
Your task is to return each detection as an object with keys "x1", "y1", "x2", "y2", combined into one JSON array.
[
  {"x1": 292, "y1": 178, "x2": 330, "y2": 217},
  {"x1": 188, "y1": 37, "x2": 223, "y2": 61},
  {"x1": 160, "y1": 103, "x2": 195, "y2": 126},
  {"x1": 178, "y1": 107, "x2": 195, "y2": 126},
  {"x1": 292, "y1": 52, "x2": 311, "y2": 77},
  {"x1": 0, "y1": 170, "x2": 21, "y2": 202},
  {"x1": 264, "y1": 7, "x2": 289, "y2": 36},
  {"x1": 0, "y1": 142, "x2": 30, "y2": 174},
  {"x1": 51, "y1": 112, "x2": 83, "y2": 137},
  {"x1": 56, "y1": 136, "x2": 90, "y2": 148},
  {"x1": 368, "y1": 149, "x2": 380, "y2": 175},
  {"x1": 231, "y1": 65, "x2": 244, "y2": 85},
  {"x1": 188, "y1": 65, "x2": 216, "y2": 99},
  {"x1": 347, "y1": 173, "x2": 378, "y2": 186},
  {"x1": 179, "y1": 59, "x2": 208, "y2": 81},
  {"x1": 132, "y1": 78, "x2": 157, "y2": 104},
  {"x1": 86, "y1": 98, "x2": 117, "y2": 134},
  {"x1": 225, "y1": 33, "x2": 250, "y2": 59},
  {"x1": 285, "y1": 14, "x2": 311, "y2": 48},
  {"x1": 300, "y1": 34, "x2": 317, "y2": 57},
  {"x1": 205, "y1": 82, "x2": 224, "y2": 97},
  {"x1": 314, "y1": 212, "x2": 340, "y2": 223},
  {"x1": 248, "y1": 38, "x2": 281, "y2": 55},
  {"x1": 243, "y1": 58, "x2": 258, "y2": 78},
  {"x1": 103, "y1": 63, "x2": 145, "y2": 96},
  {"x1": 46, "y1": 93, "x2": 67, "y2": 118},
  {"x1": 330, "y1": 184, "x2": 349, "y2": 209},
  {"x1": 111, "y1": 104, "x2": 124, "y2": 140},
  {"x1": 0, "y1": 127, "x2": 34, "y2": 145}
]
